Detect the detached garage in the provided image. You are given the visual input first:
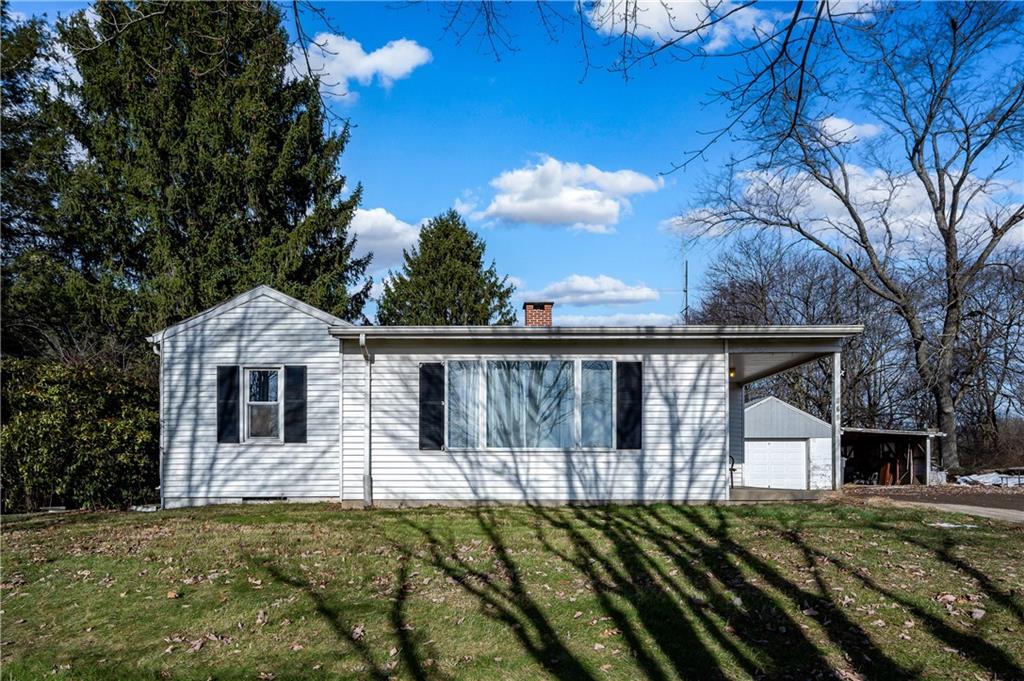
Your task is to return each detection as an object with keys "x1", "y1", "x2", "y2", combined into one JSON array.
[{"x1": 739, "y1": 397, "x2": 834, "y2": 490}]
